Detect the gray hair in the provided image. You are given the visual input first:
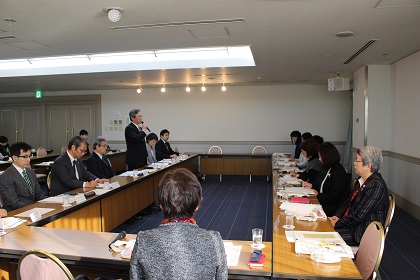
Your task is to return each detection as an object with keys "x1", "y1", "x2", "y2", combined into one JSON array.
[
  {"x1": 357, "y1": 146, "x2": 383, "y2": 173},
  {"x1": 93, "y1": 136, "x2": 106, "y2": 150},
  {"x1": 129, "y1": 109, "x2": 141, "y2": 120}
]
